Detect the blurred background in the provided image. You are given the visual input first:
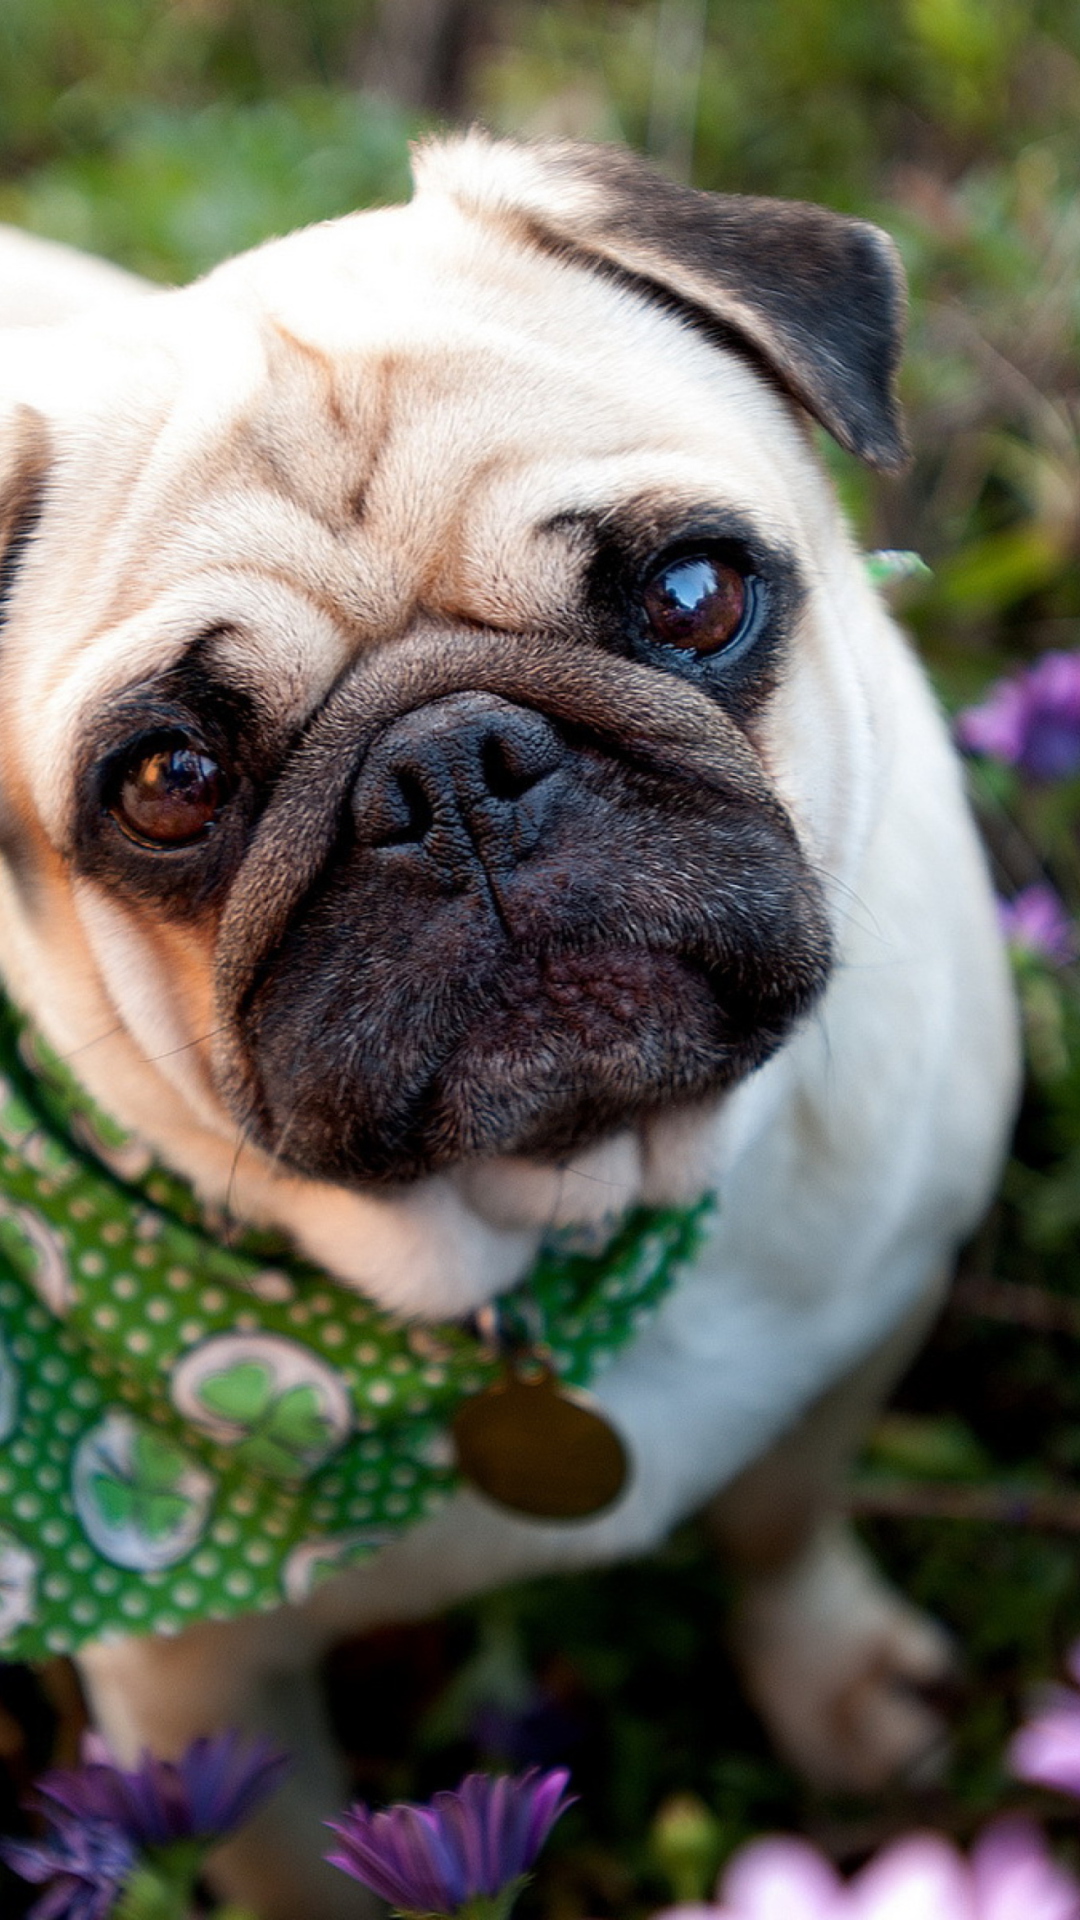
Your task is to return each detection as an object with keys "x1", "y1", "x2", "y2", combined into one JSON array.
[{"x1": 3, "y1": 1, "x2": 1080, "y2": 1911}]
